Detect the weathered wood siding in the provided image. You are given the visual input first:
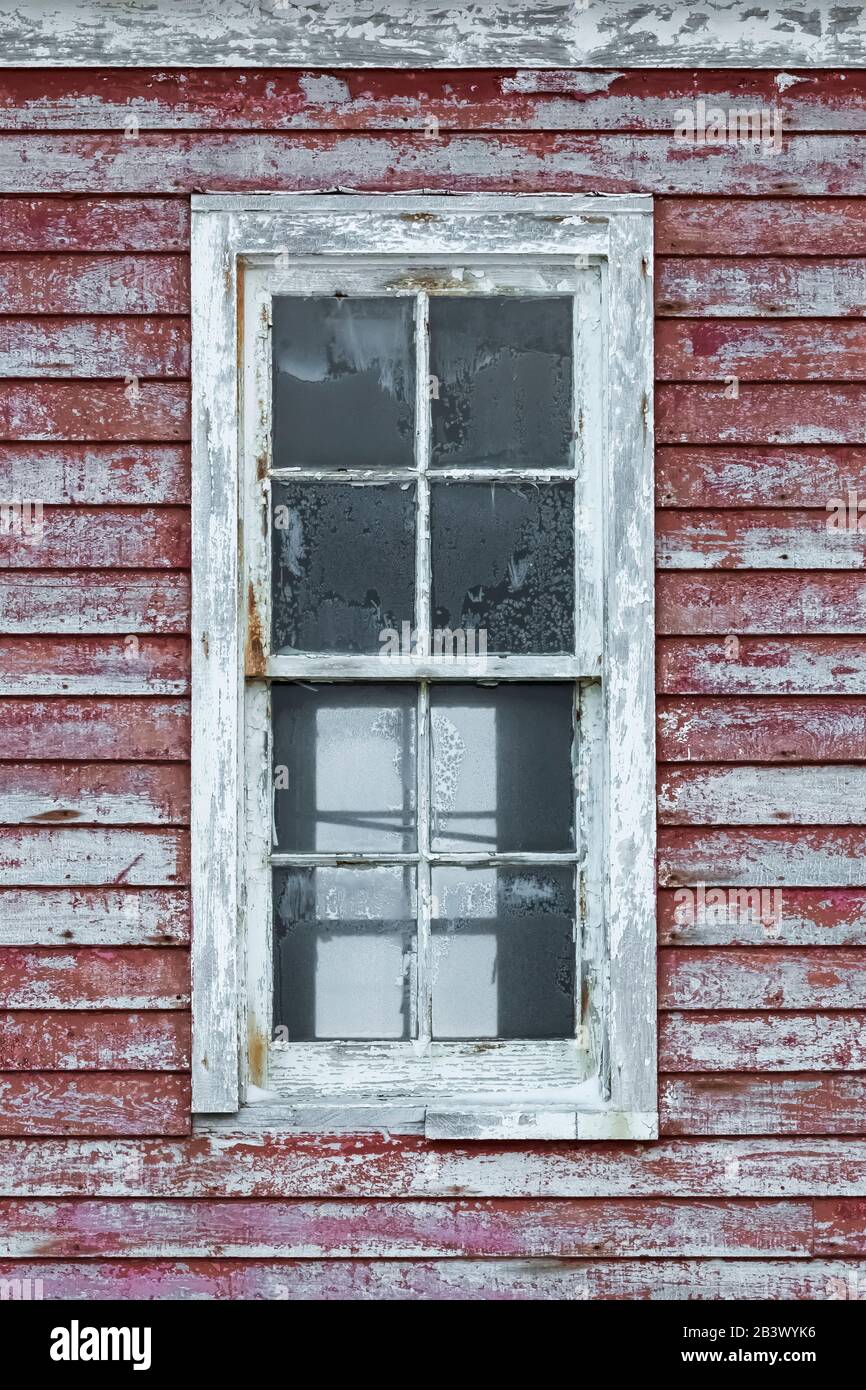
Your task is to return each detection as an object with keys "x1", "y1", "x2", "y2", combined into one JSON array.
[{"x1": 1, "y1": 68, "x2": 865, "y2": 1300}]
